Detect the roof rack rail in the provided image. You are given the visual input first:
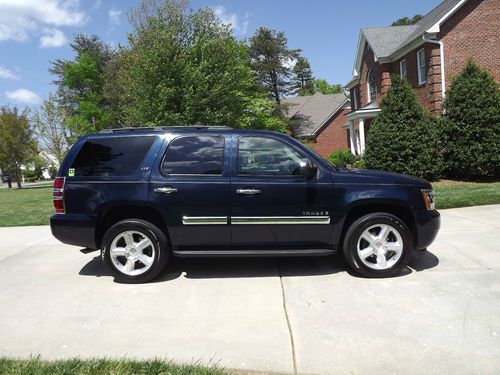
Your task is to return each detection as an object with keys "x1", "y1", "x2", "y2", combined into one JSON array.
[{"x1": 98, "y1": 125, "x2": 233, "y2": 133}]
